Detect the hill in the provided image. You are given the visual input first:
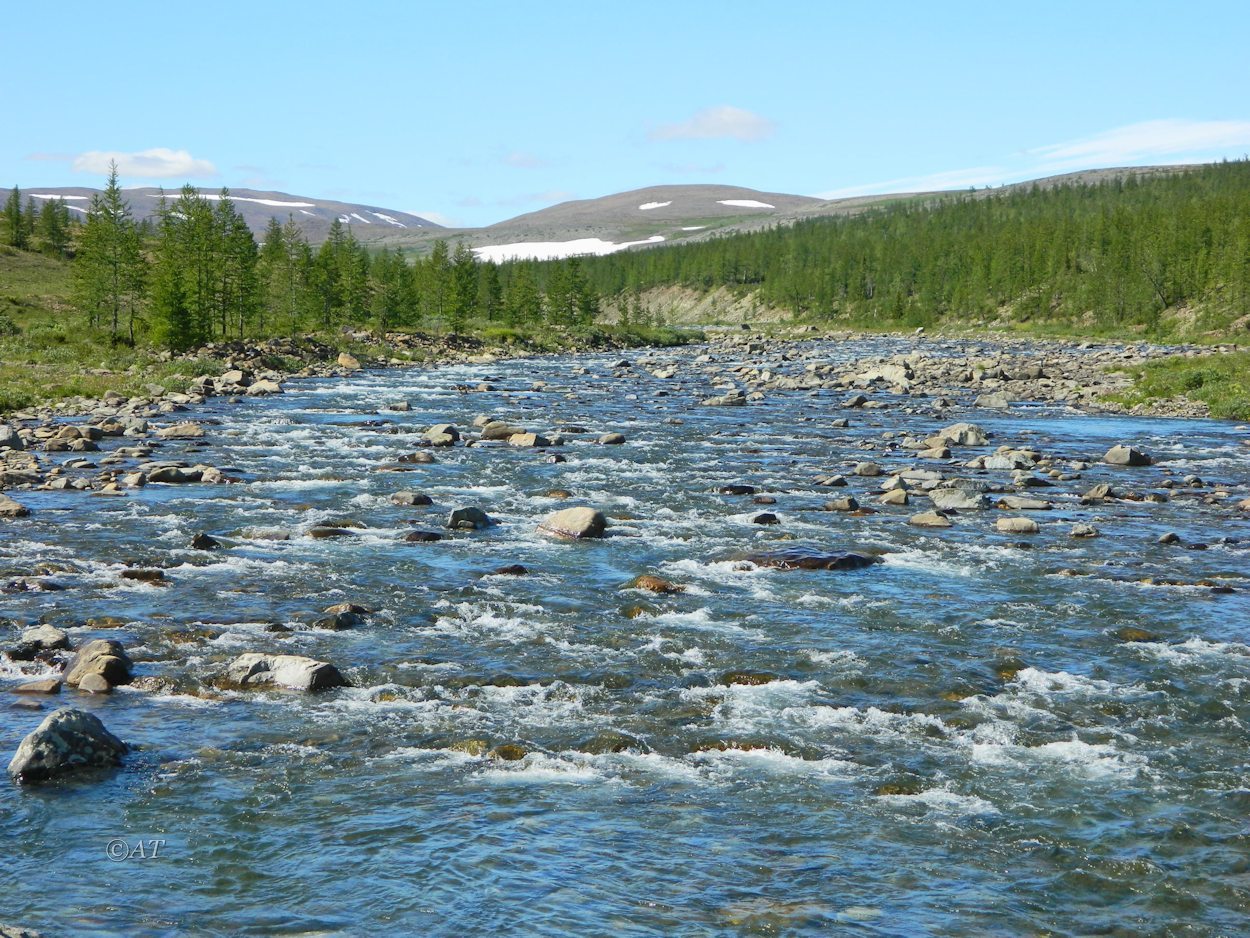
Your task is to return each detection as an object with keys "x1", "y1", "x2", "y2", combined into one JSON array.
[{"x1": 0, "y1": 186, "x2": 442, "y2": 241}]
